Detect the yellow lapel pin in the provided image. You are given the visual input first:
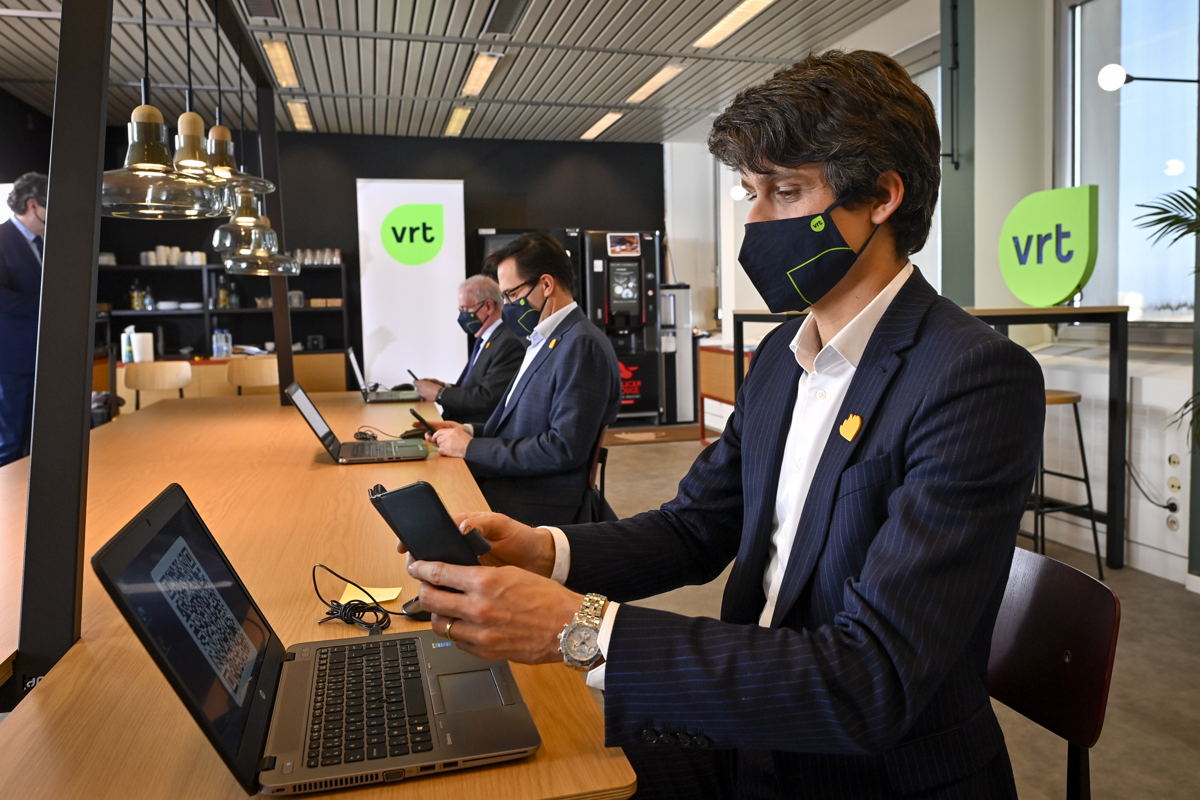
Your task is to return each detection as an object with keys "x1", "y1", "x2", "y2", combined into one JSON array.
[
  {"x1": 839, "y1": 413, "x2": 862, "y2": 442},
  {"x1": 548, "y1": 338, "x2": 558, "y2": 349},
  {"x1": 484, "y1": 341, "x2": 491, "y2": 349}
]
